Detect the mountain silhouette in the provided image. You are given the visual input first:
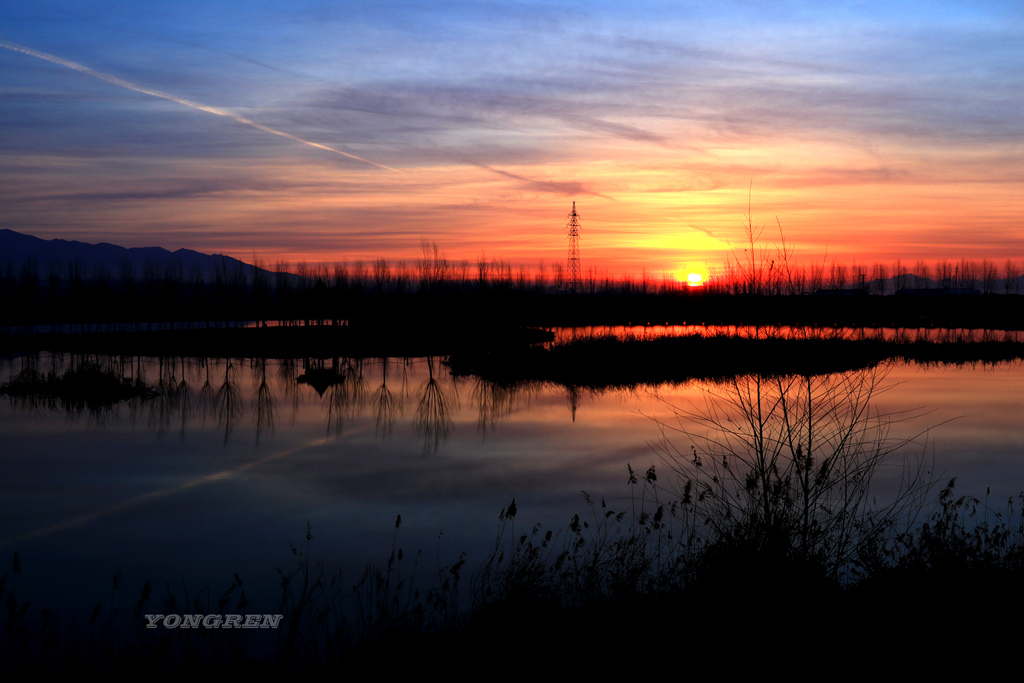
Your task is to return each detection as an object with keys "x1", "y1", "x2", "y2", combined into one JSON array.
[{"x1": 0, "y1": 228, "x2": 277, "y2": 282}]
